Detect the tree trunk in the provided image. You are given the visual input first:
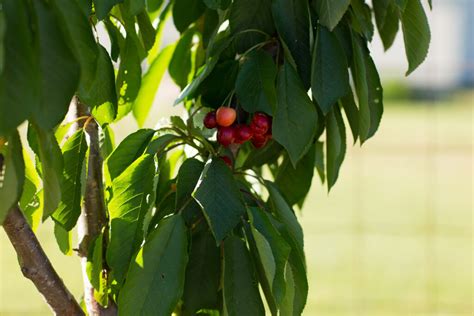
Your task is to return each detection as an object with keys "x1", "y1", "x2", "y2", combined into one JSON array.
[
  {"x1": 3, "y1": 206, "x2": 84, "y2": 316},
  {"x1": 74, "y1": 97, "x2": 117, "y2": 316}
]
